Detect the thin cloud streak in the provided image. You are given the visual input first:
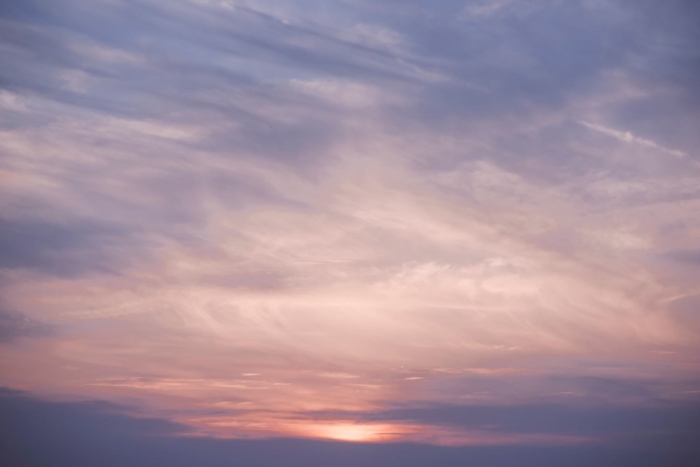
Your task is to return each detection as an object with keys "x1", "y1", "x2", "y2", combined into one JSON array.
[{"x1": 580, "y1": 120, "x2": 687, "y2": 158}]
